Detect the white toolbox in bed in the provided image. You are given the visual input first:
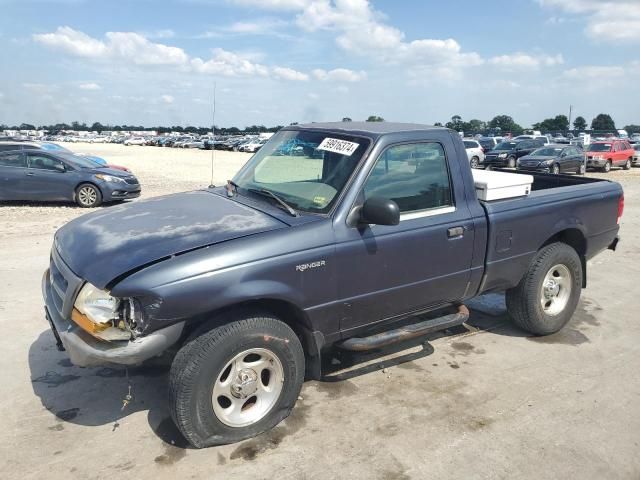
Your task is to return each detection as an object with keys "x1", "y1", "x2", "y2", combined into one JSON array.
[{"x1": 472, "y1": 169, "x2": 534, "y2": 201}]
